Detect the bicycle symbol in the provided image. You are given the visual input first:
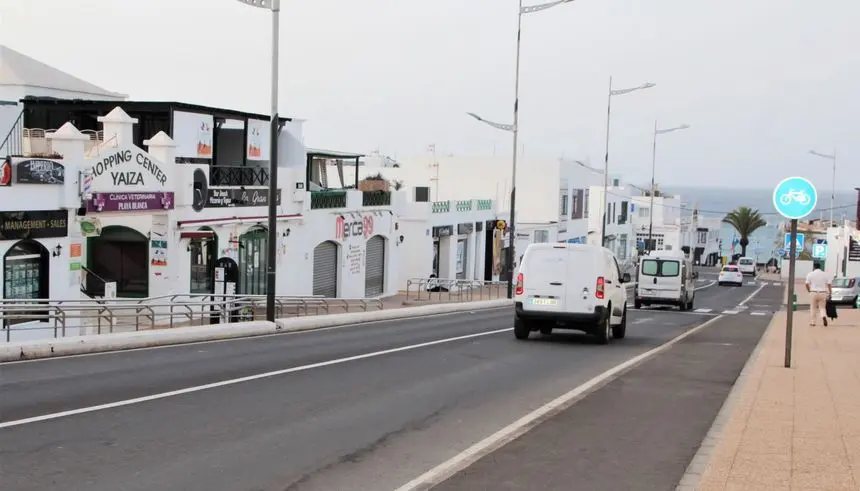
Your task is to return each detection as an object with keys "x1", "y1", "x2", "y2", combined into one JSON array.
[{"x1": 779, "y1": 189, "x2": 811, "y2": 206}]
